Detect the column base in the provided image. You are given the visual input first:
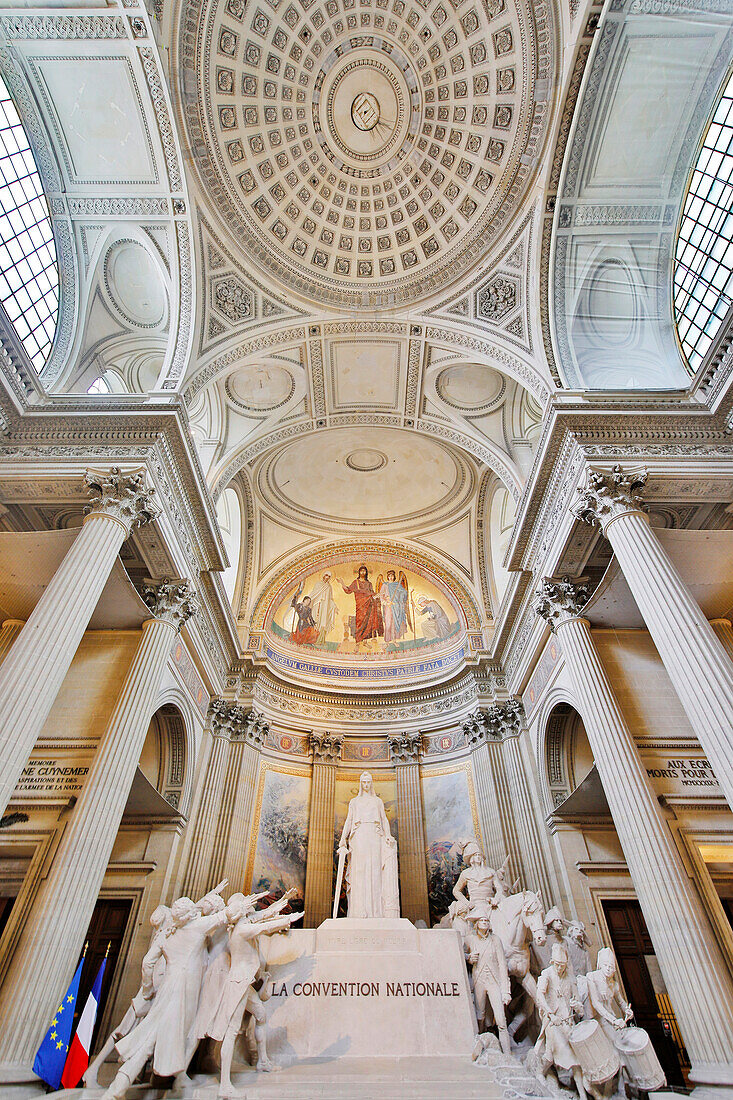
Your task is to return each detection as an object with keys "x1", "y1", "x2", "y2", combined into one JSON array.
[
  {"x1": 689, "y1": 1063, "x2": 733, "y2": 1089},
  {"x1": 0, "y1": 1062, "x2": 46, "y2": 1099}
]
